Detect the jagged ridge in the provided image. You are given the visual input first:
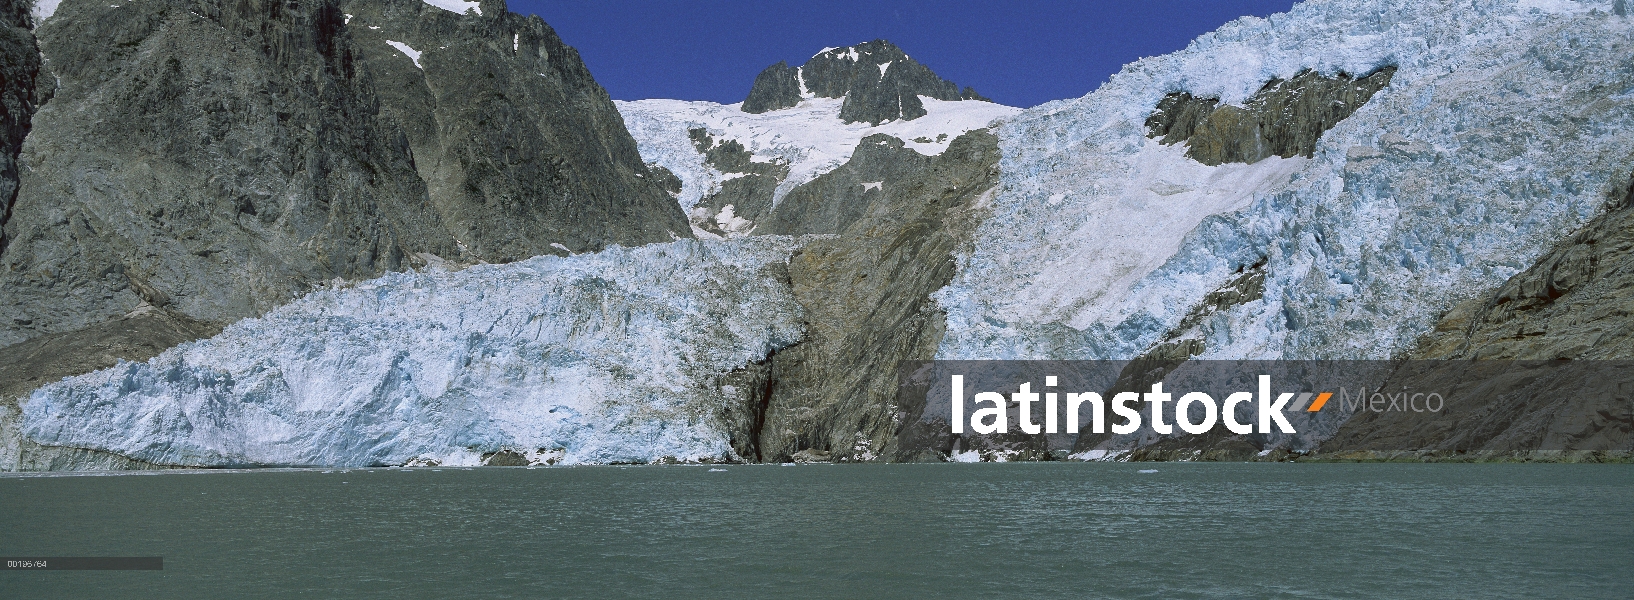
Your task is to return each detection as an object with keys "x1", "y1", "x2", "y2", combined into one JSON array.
[{"x1": 742, "y1": 40, "x2": 990, "y2": 125}]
